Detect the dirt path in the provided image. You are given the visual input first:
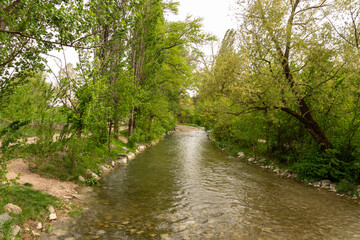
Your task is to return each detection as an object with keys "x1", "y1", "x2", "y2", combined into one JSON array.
[
  {"x1": 6, "y1": 159, "x2": 78, "y2": 200},
  {"x1": 175, "y1": 124, "x2": 201, "y2": 132}
]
